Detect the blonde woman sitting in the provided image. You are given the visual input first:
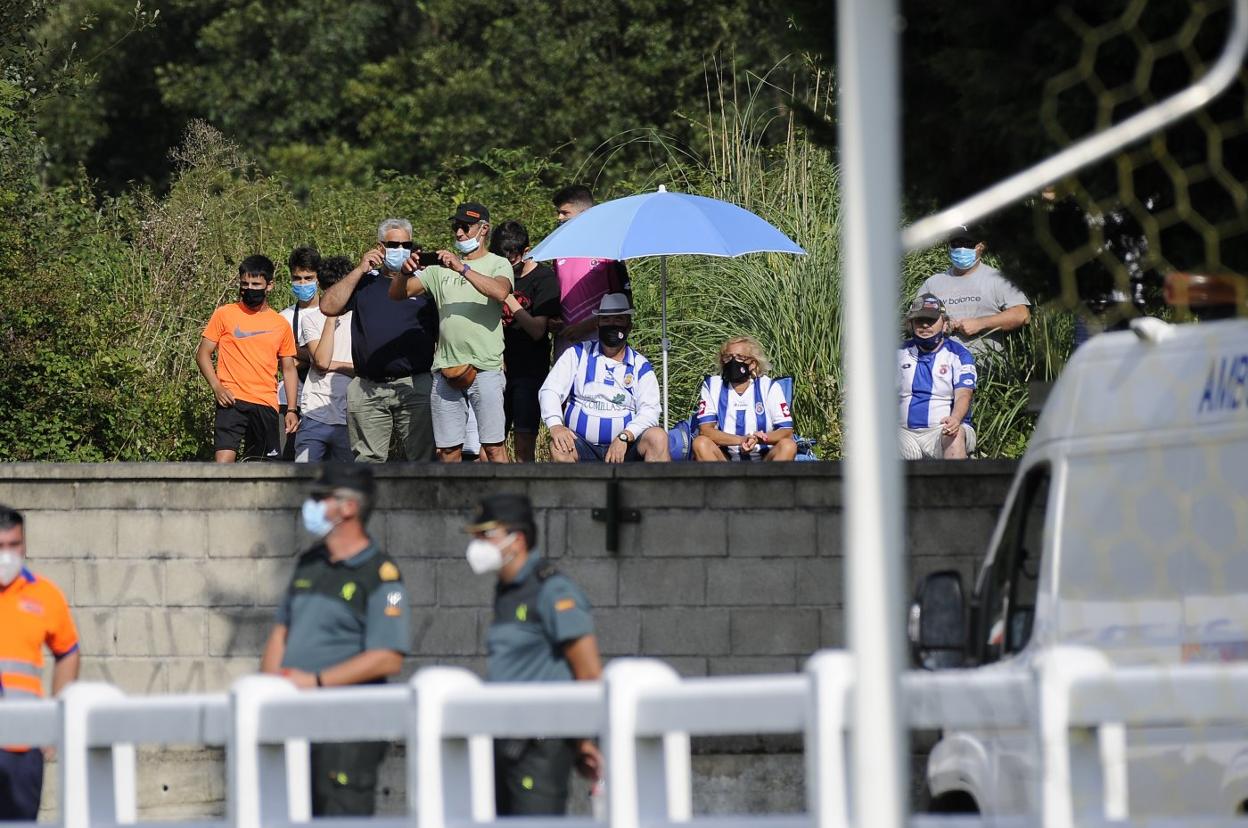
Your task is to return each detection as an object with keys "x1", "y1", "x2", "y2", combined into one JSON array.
[{"x1": 692, "y1": 336, "x2": 797, "y2": 462}]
